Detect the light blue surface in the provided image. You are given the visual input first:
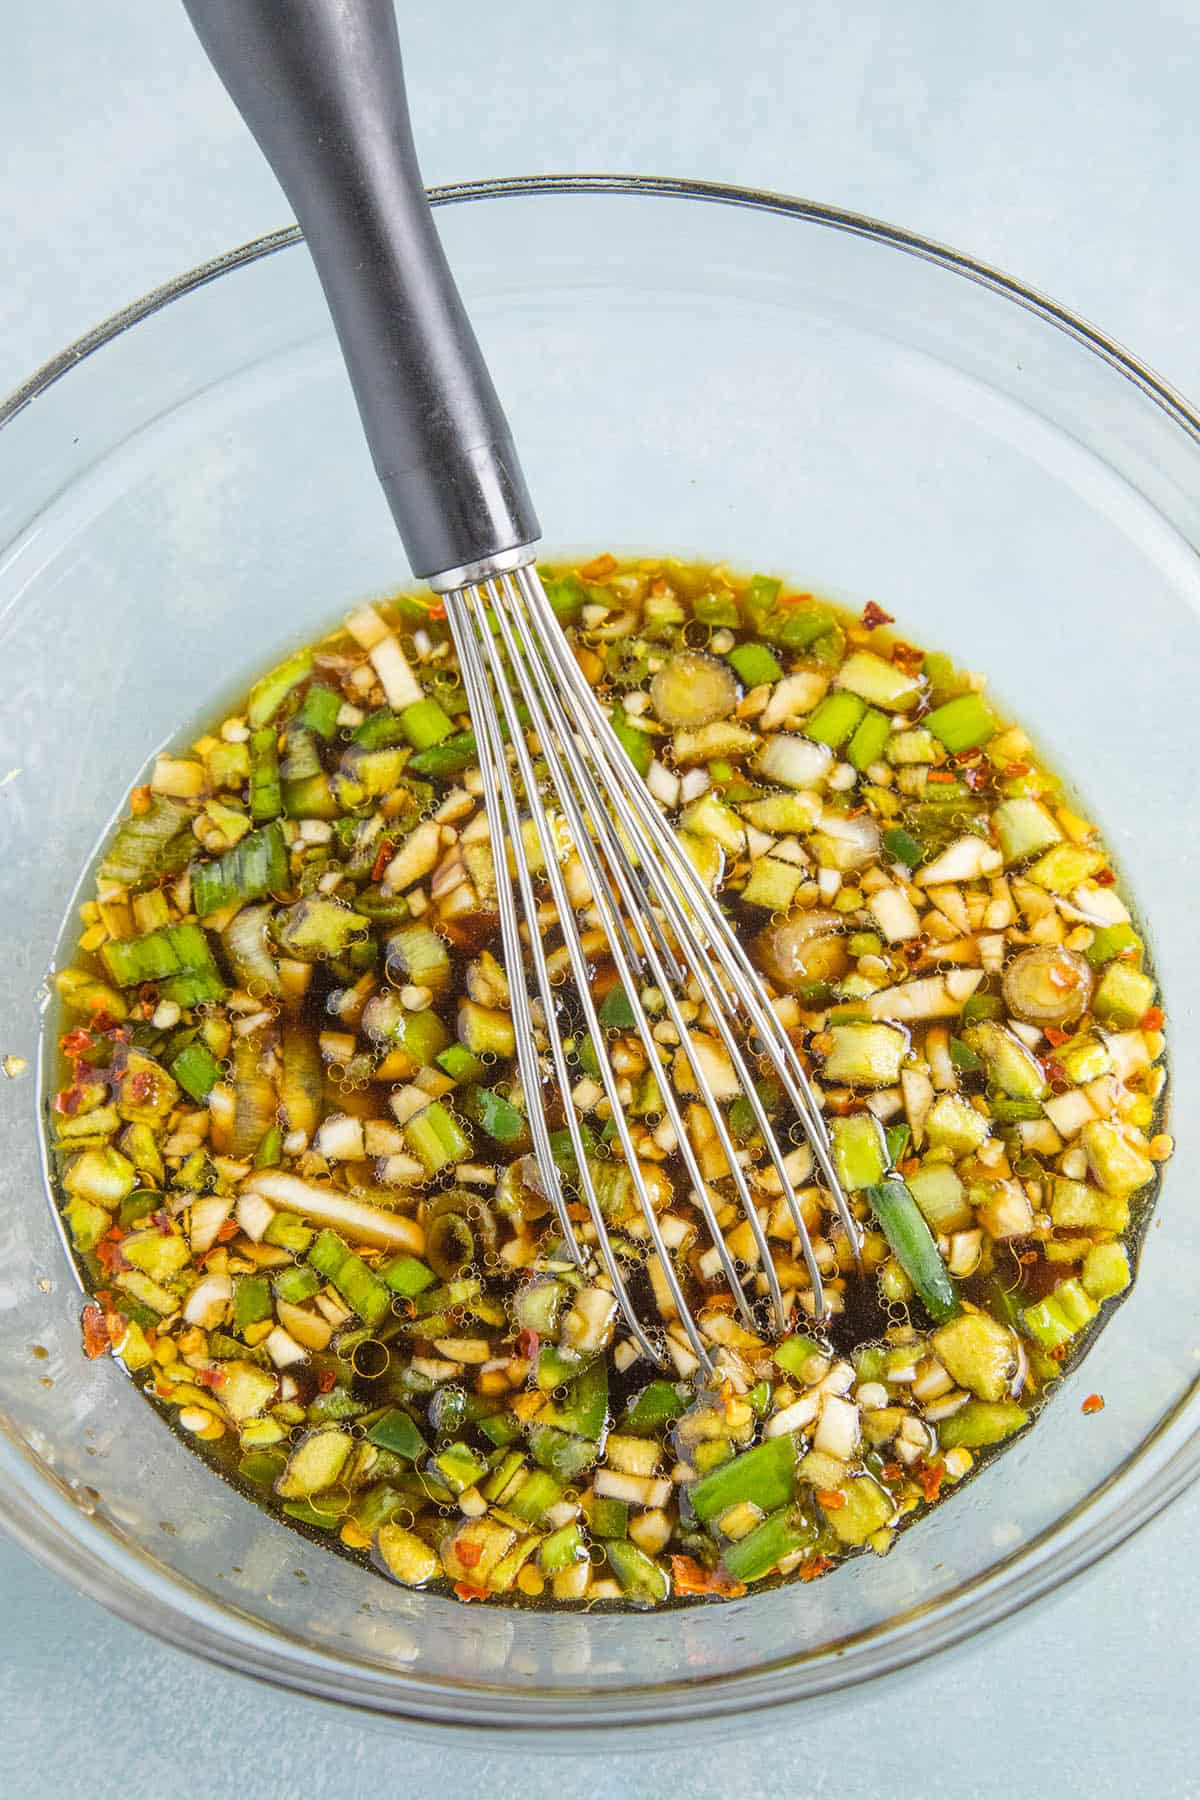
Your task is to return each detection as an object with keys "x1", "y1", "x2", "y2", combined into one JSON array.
[{"x1": 3, "y1": 1, "x2": 1198, "y2": 1792}]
